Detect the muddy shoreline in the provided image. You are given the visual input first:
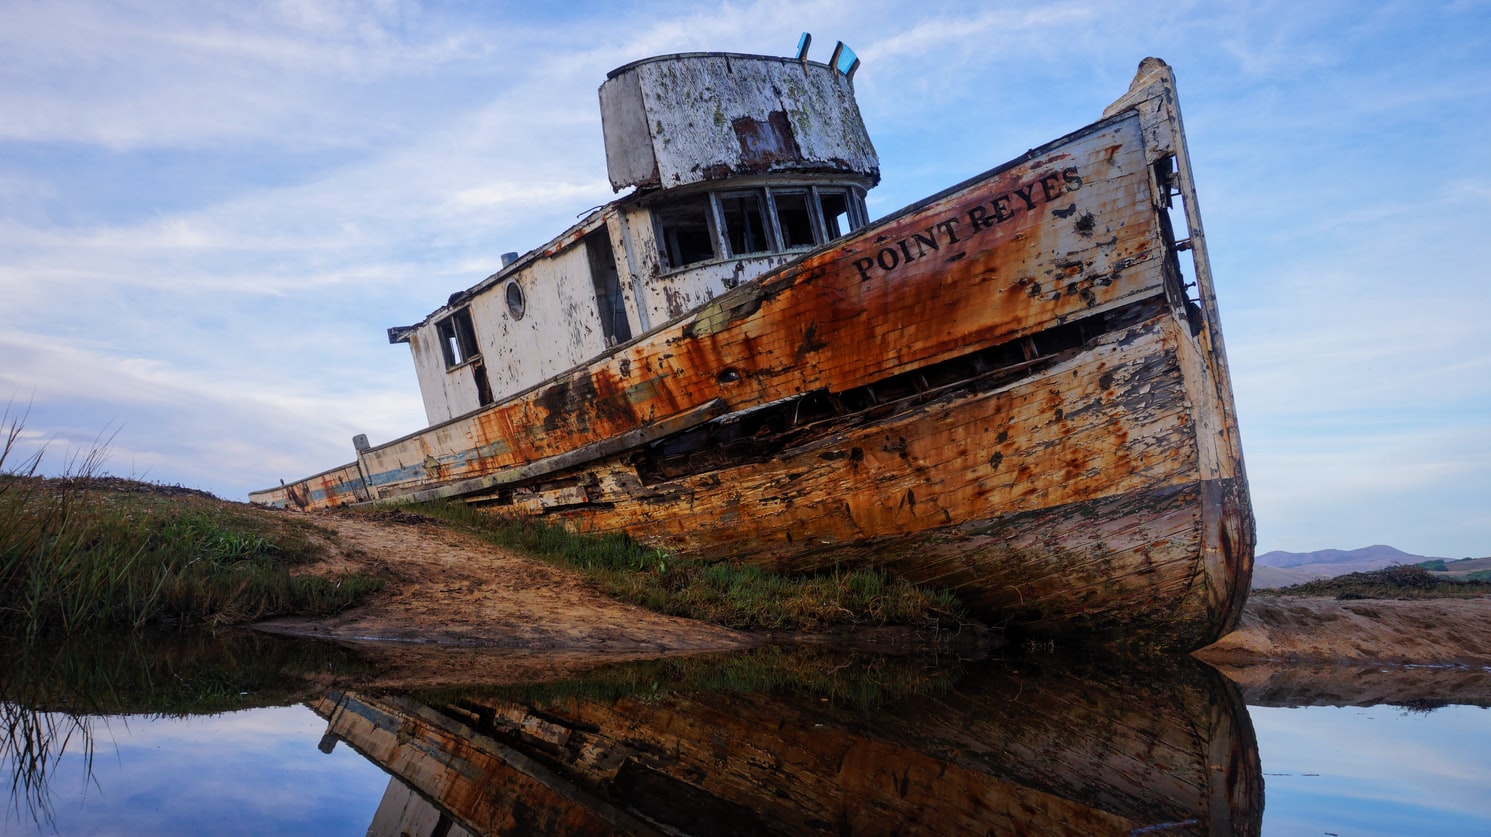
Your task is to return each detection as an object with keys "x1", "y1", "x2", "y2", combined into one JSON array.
[{"x1": 257, "y1": 510, "x2": 1491, "y2": 701}]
